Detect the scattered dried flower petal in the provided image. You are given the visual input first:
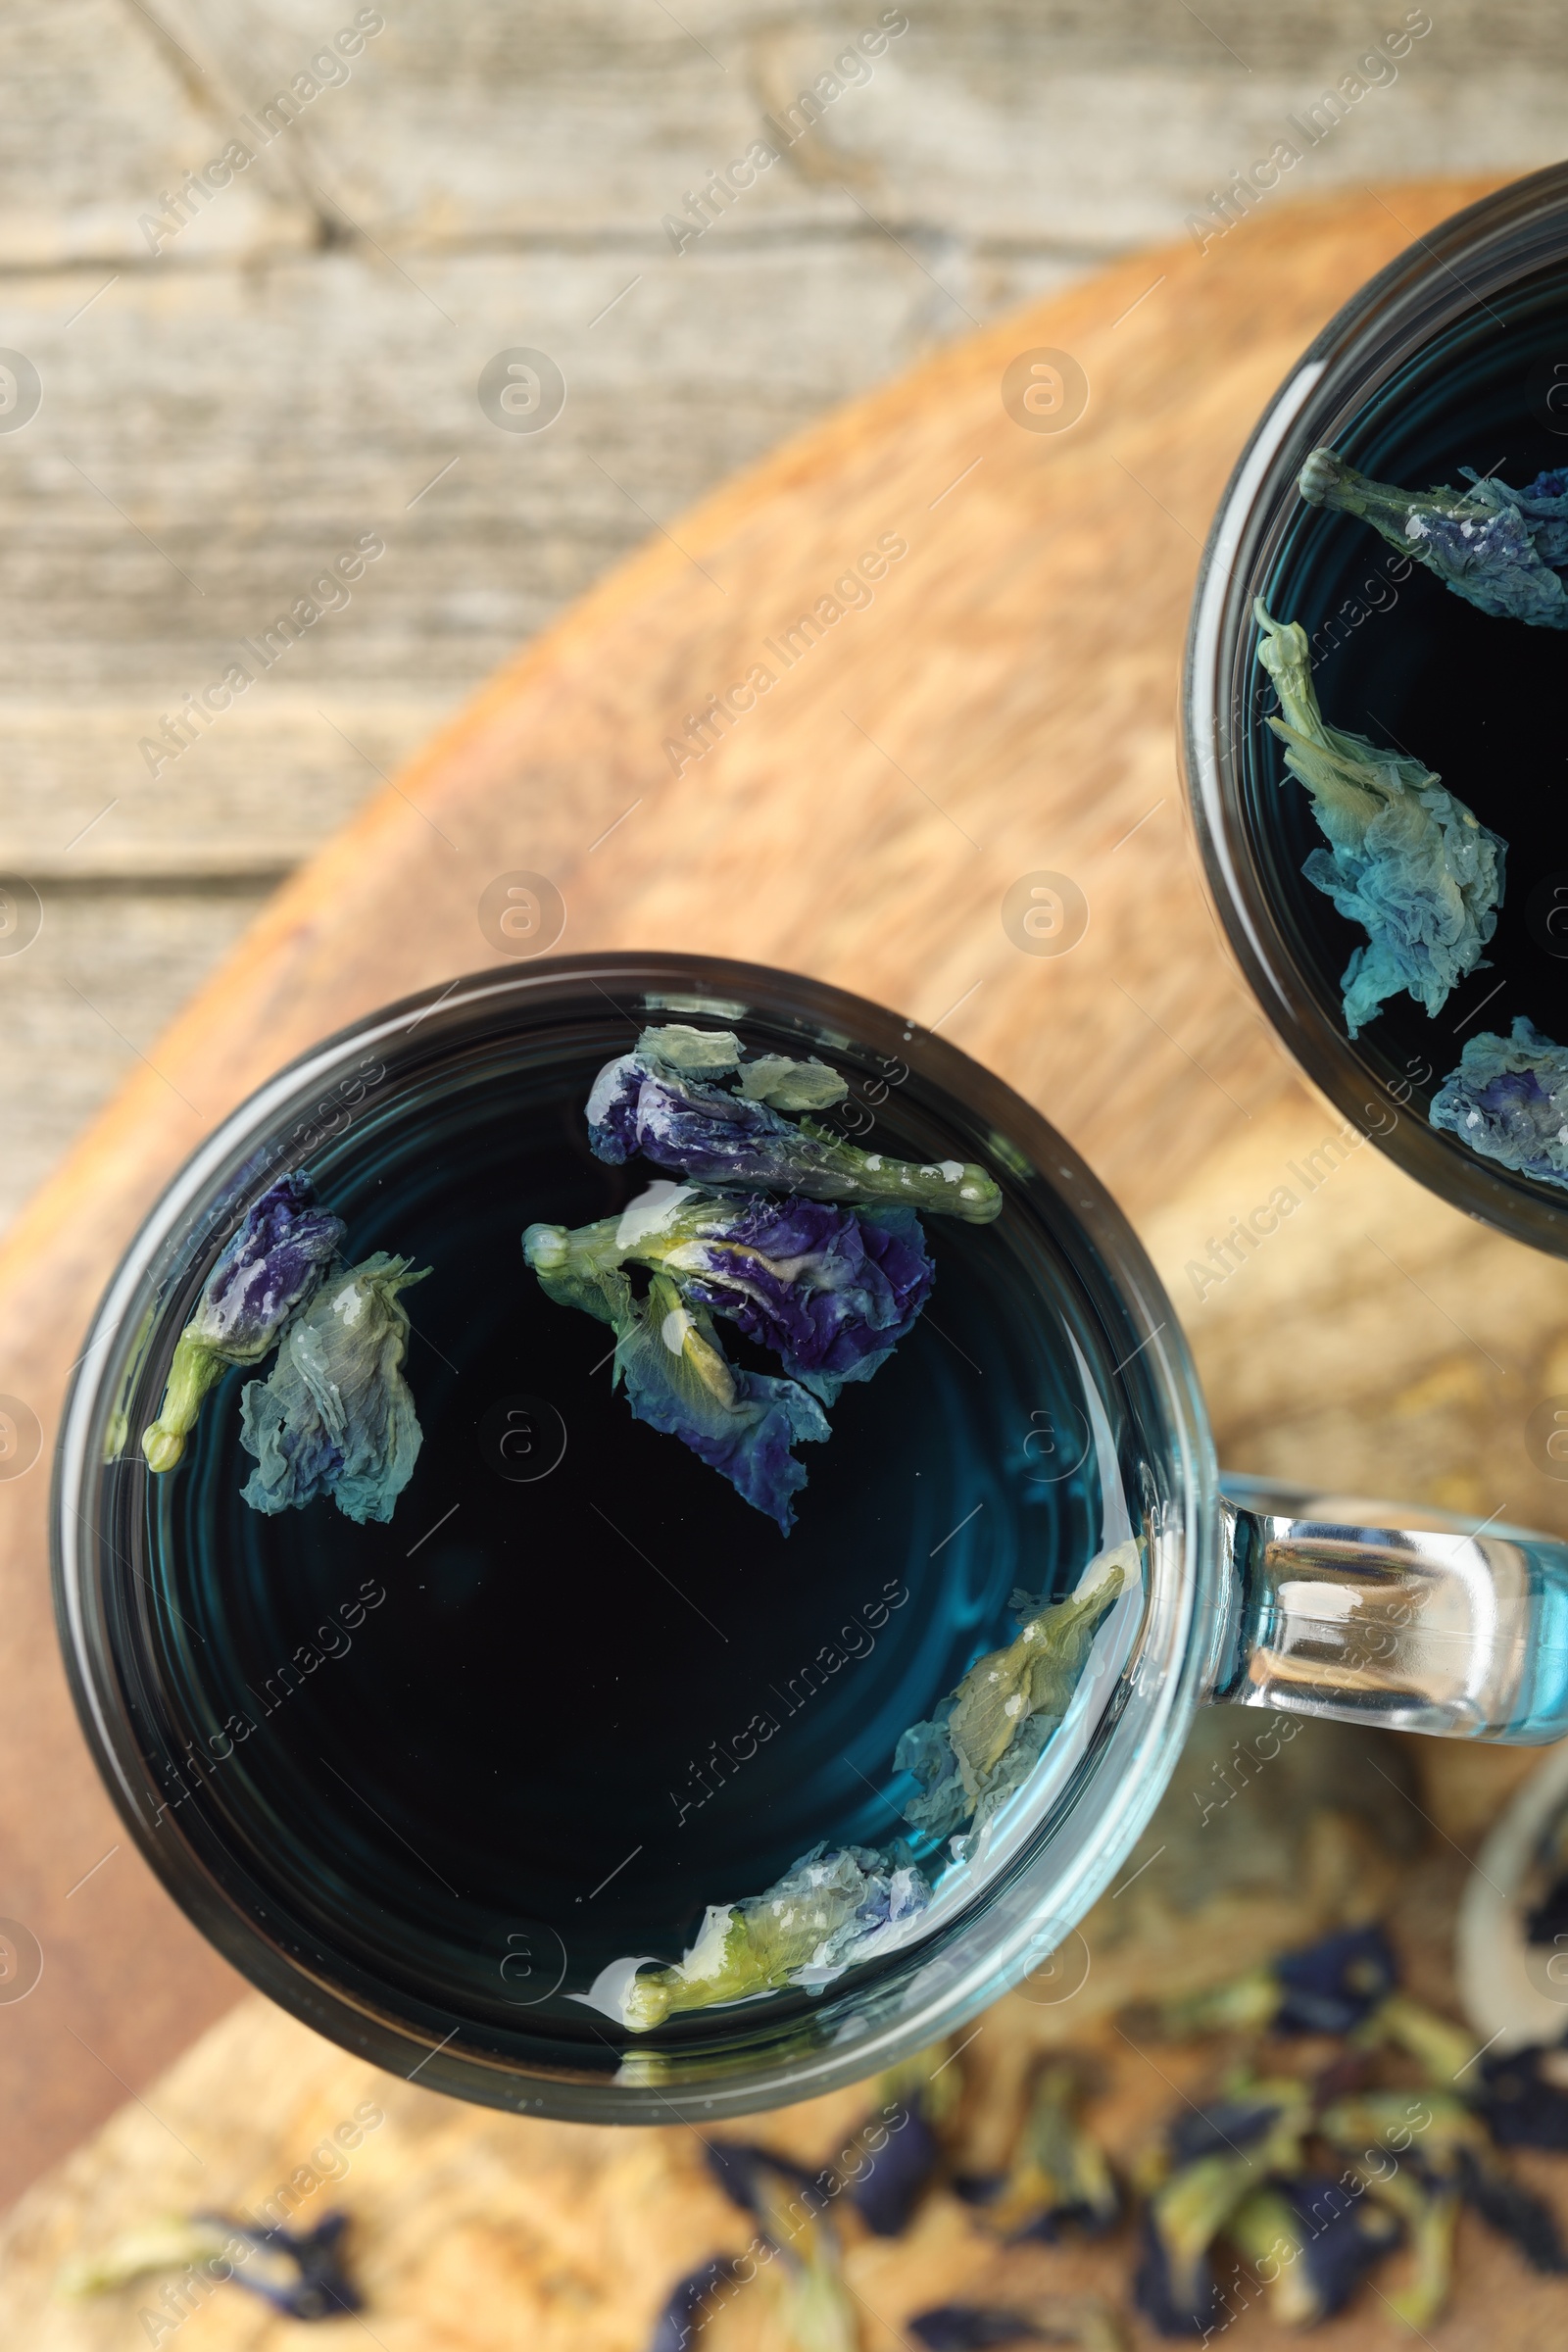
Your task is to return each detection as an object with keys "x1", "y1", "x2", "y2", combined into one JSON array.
[
  {"x1": 987, "y1": 2063, "x2": 1118, "y2": 2241},
  {"x1": 648, "y1": 2255, "x2": 747, "y2": 2352}
]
